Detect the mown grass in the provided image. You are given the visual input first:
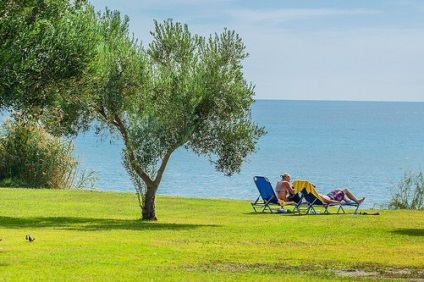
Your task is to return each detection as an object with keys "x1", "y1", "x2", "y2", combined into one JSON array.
[{"x1": 0, "y1": 188, "x2": 423, "y2": 281}]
